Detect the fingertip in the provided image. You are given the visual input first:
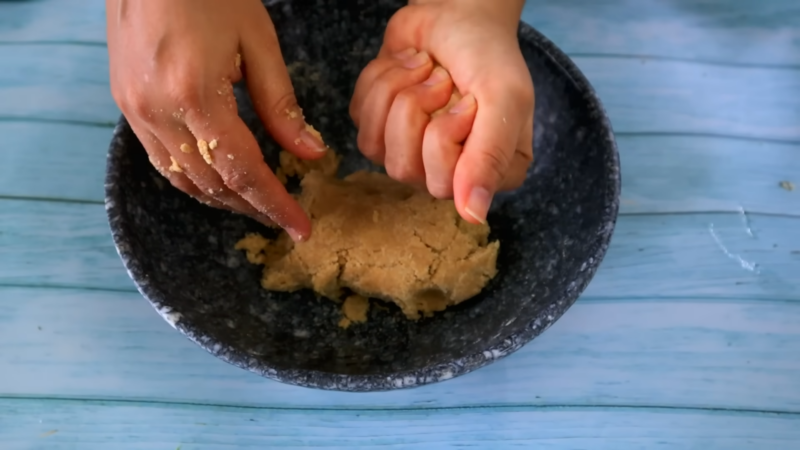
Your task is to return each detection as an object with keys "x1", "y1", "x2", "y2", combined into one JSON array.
[
  {"x1": 285, "y1": 226, "x2": 308, "y2": 243},
  {"x1": 462, "y1": 186, "x2": 493, "y2": 225},
  {"x1": 294, "y1": 123, "x2": 330, "y2": 159},
  {"x1": 448, "y1": 93, "x2": 476, "y2": 116},
  {"x1": 427, "y1": 93, "x2": 476, "y2": 145}
]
